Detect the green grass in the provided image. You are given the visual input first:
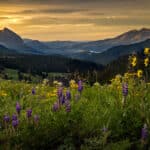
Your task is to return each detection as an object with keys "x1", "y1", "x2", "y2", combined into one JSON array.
[{"x1": 4, "y1": 68, "x2": 18, "y2": 80}]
